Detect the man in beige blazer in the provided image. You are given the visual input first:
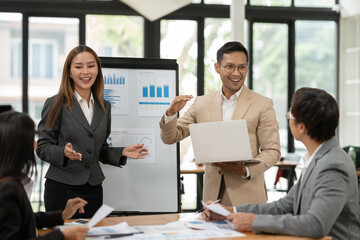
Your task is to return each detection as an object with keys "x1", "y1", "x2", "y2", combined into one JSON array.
[{"x1": 160, "y1": 41, "x2": 280, "y2": 206}]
